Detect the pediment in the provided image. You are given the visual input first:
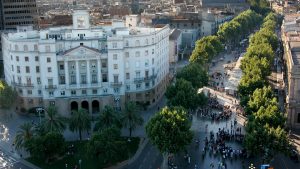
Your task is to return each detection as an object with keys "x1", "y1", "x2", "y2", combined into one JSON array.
[{"x1": 63, "y1": 46, "x2": 101, "y2": 60}]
